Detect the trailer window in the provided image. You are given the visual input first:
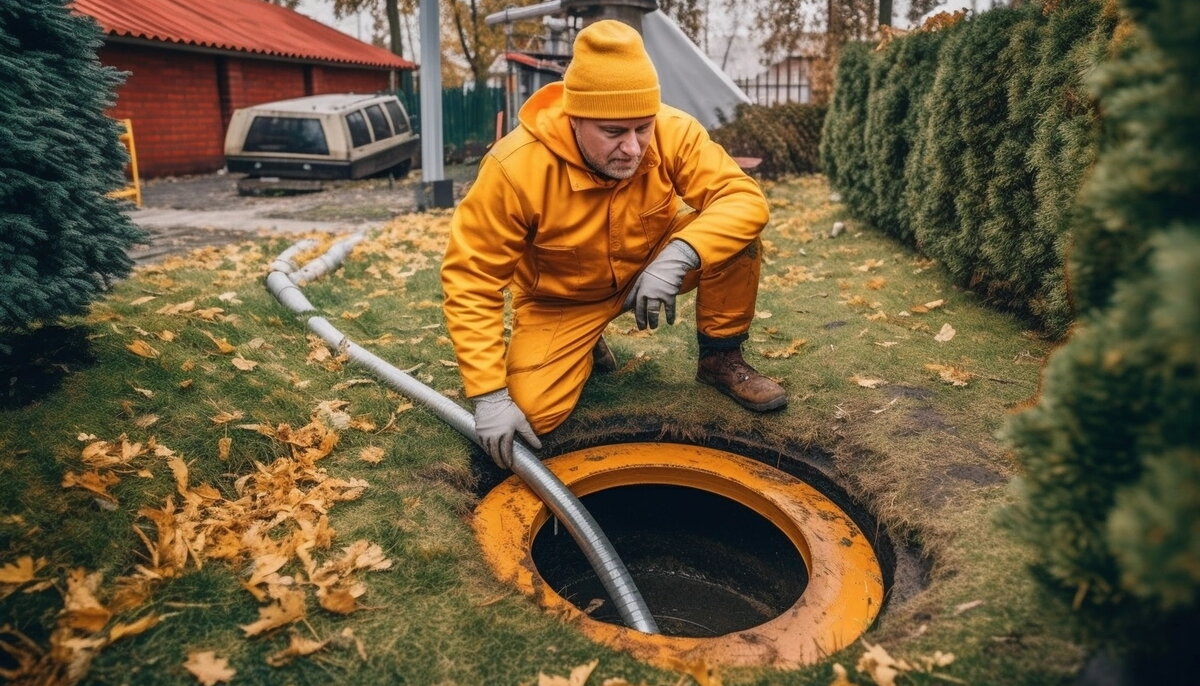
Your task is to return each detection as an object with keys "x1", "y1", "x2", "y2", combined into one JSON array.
[
  {"x1": 365, "y1": 104, "x2": 393, "y2": 140},
  {"x1": 345, "y1": 111, "x2": 372, "y2": 147},
  {"x1": 243, "y1": 116, "x2": 328, "y2": 155},
  {"x1": 384, "y1": 100, "x2": 410, "y2": 134}
]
